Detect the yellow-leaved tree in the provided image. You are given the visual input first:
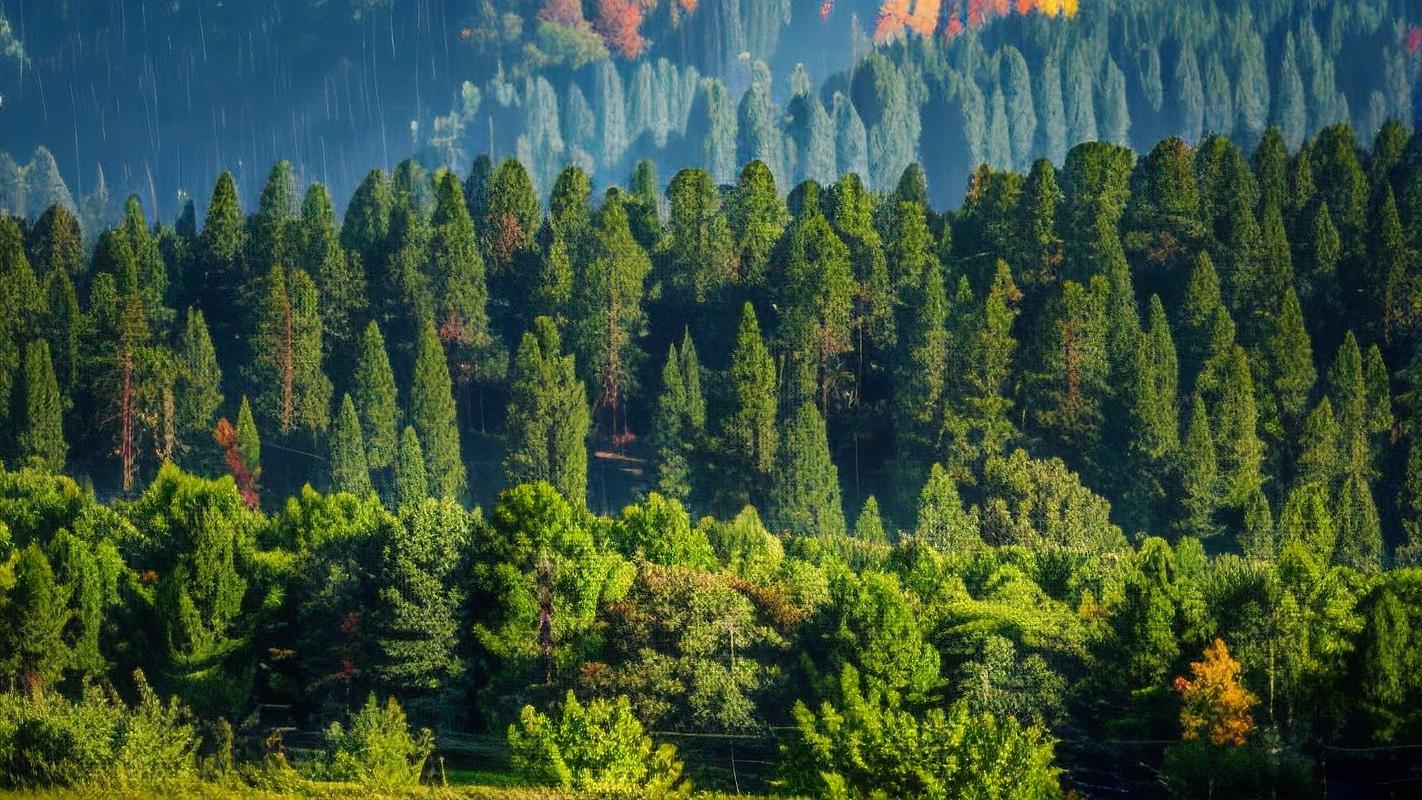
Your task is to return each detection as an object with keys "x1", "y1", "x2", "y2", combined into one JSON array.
[{"x1": 1173, "y1": 638, "x2": 1257, "y2": 746}]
